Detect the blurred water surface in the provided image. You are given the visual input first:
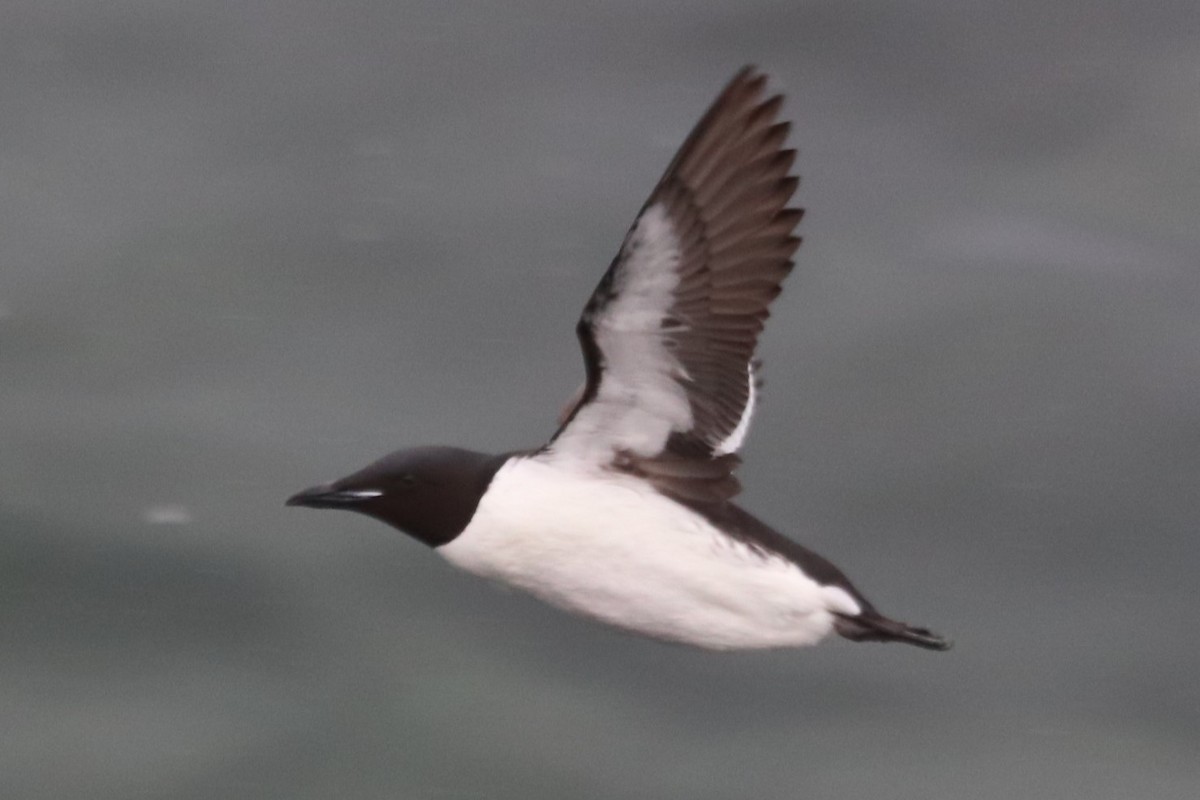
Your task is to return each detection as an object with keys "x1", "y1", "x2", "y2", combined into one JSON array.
[{"x1": 2, "y1": 2, "x2": 1198, "y2": 799}]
